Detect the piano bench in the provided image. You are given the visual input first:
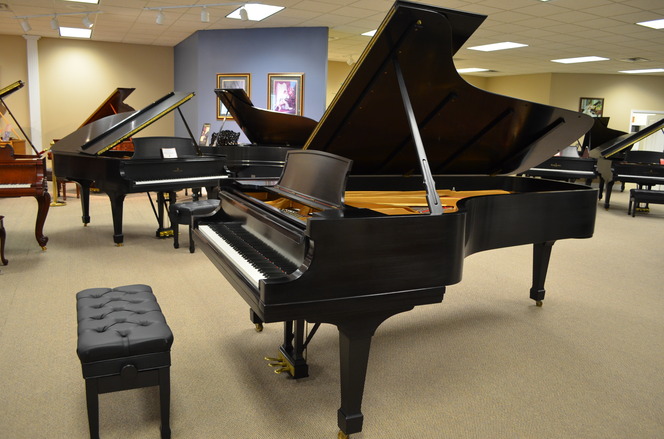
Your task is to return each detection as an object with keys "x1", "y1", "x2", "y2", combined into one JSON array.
[
  {"x1": 169, "y1": 199, "x2": 220, "y2": 253},
  {"x1": 76, "y1": 284, "x2": 174, "y2": 439},
  {"x1": 628, "y1": 189, "x2": 664, "y2": 217}
]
